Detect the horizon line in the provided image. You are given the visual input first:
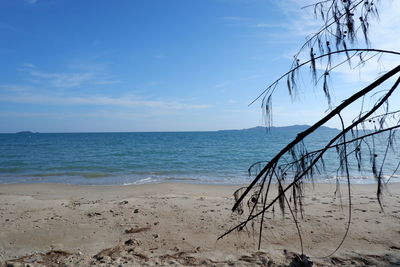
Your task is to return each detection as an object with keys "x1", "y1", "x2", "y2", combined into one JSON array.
[{"x1": 1, "y1": 124, "x2": 344, "y2": 134}]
